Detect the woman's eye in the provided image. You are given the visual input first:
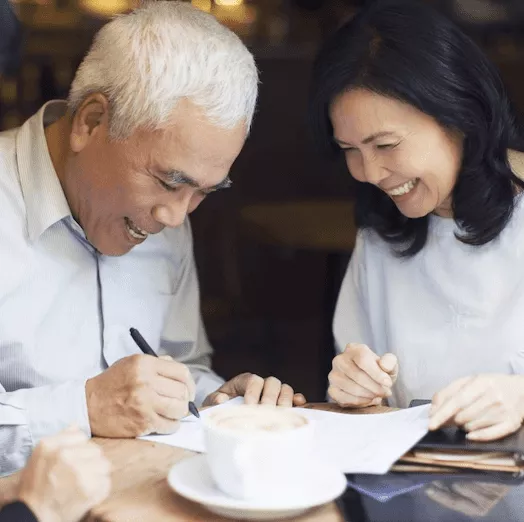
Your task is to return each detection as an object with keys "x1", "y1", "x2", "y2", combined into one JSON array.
[{"x1": 377, "y1": 143, "x2": 399, "y2": 150}]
